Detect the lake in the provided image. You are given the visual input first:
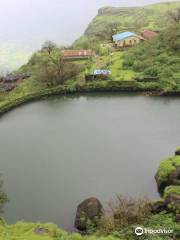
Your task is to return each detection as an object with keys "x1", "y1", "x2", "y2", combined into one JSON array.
[{"x1": 0, "y1": 93, "x2": 180, "y2": 230}]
